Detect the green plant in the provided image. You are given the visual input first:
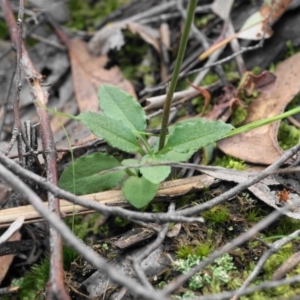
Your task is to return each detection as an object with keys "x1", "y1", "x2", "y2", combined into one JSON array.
[
  {"x1": 273, "y1": 216, "x2": 300, "y2": 236},
  {"x1": 173, "y1": 253, "x2": 237, "y2": 291},
  {"x1": 12, "y1": 245, "x2": 78, "y2": 300},
  {"x1": 264, "y1": 243, "x2": 293, "y2": 274},
  {"x1": 202, "y1": 205, "x2": 230, "y2": 224},
  {"x1": 176, "y1": 245, "x2": 195, "y2": 259},
  {"x1": 213, "y1": 155, "x2": 246, "y2": 170},
  {"x1": 245, "y1": 208, "x2": 263, "y2": 222},
  {"x1": 195, "y1": 241, "x2": 215, "y2": 257},
  {"x1": 58, "y1": 84, "x2": 233, "y2": 208},
  {"x1": 67, "y1": 0, "x2": 130, "y2": 30},
  {"x1": 12, "y1": 257, "x2": 50, "y2": 299},
  {"x1": 278, "y1": 120, "x2": 300, "y2": 150},
  {"x1": 65, "y1": 214, "x2": 102, "y2": 239}
]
